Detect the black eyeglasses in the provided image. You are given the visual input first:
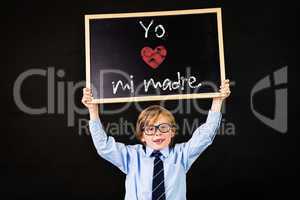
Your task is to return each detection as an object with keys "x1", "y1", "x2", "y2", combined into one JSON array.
[{"x1": 143, "y1": 123, "x2": 175, "y2": 136}]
